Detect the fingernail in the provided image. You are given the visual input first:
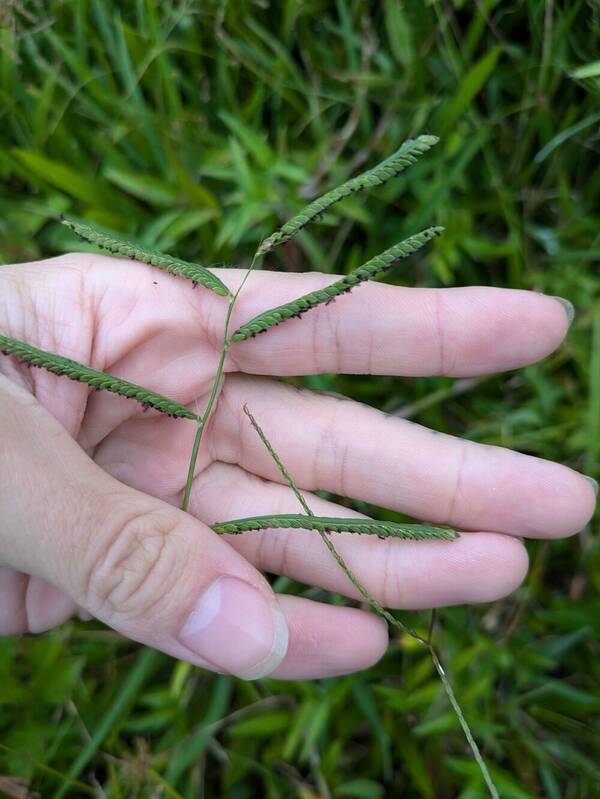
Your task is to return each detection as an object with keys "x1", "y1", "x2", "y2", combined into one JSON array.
[
  {"x1": 585, "y1": 476, "x2": 598, "y2": 496},
  {"x1": 551, "y1": 296, "x2": 575, "y2": 327},
  {"x1": 178, "y1": 576, "x2": 288, "y2": 680}
]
